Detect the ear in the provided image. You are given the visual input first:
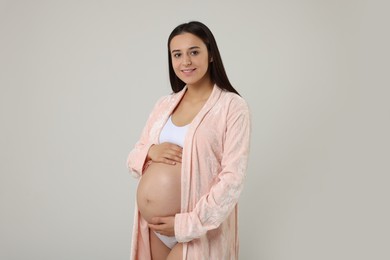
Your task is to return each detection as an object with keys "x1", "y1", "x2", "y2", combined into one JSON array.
[{"x1": 210, "y1": 57, "x2": 213, "y2": 62}]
